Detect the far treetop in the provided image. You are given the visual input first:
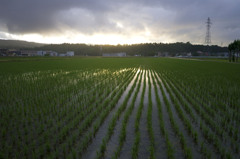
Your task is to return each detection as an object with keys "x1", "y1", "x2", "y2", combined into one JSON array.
[
  {"x1": 228, "y1": 40, "x2": 240, "y2": 62},
  {"x1": 0, "y1": 39, "x2": 228, "y2": 56},
  {"x1": 33, "y1": 42, "x2": 227, "y2": 56}
]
